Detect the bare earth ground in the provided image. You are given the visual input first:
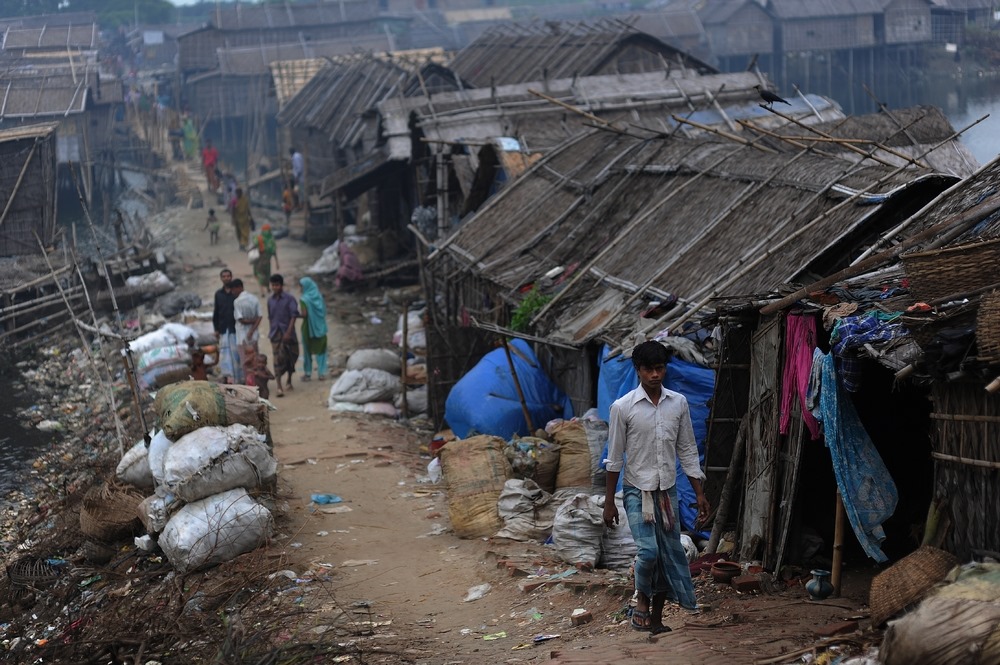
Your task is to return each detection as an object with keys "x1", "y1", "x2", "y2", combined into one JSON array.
[{"x1": 159, "y1": 167, "x2": 879, "y2": 664}]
